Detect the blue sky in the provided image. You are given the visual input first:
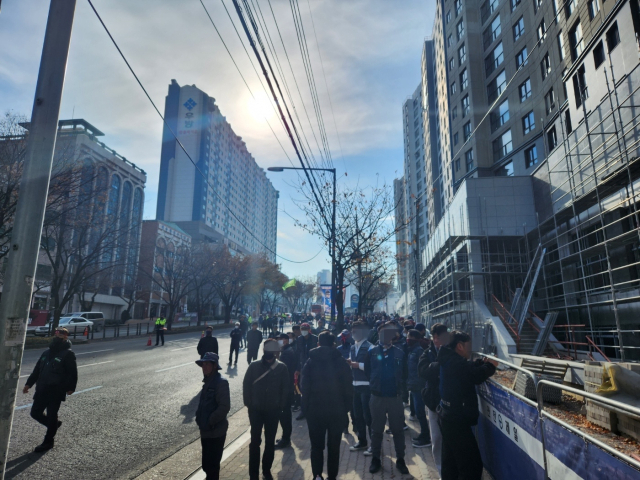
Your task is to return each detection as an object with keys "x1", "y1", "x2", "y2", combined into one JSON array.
[{"x1": 0, "y1": 0, "x2": 435, "y2": 279}]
